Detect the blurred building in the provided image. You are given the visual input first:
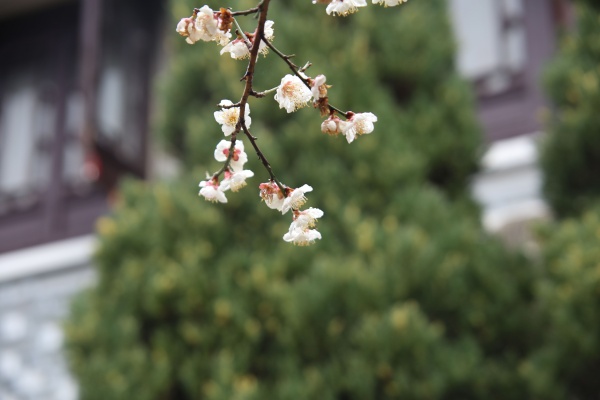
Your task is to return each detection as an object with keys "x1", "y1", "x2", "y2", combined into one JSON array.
[
  {"x1": 0, "y1": 0, "x2": 571, "y2": 399},
  {"x1": 450, "y1": 0, "x2": 572, "y2": 247},
  {"x1": 0, "y1": 0, "x2": 164, "y2": 398}
]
